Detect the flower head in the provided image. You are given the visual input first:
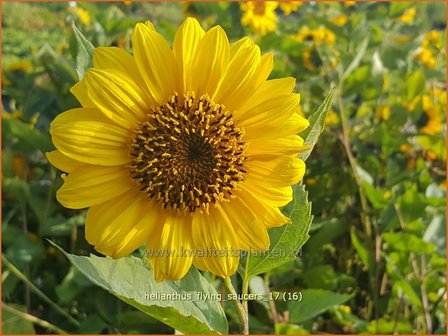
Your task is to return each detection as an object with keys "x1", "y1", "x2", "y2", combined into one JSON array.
[
  {"x1": 71, "y1": 6, "x2": 91, "y2": 26},
  {"x1": 240, "y1": 1, "x2": 278, "y2": 36},
  {"x1": 398, "y1": 7, "x2": 416, "y2": 24},
  {"x1": 47, "y1": 18, "x2": 309, "y2": 281},
  {"x1": 279, "y1": 1, "x2": 302, "y2": 16}
]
